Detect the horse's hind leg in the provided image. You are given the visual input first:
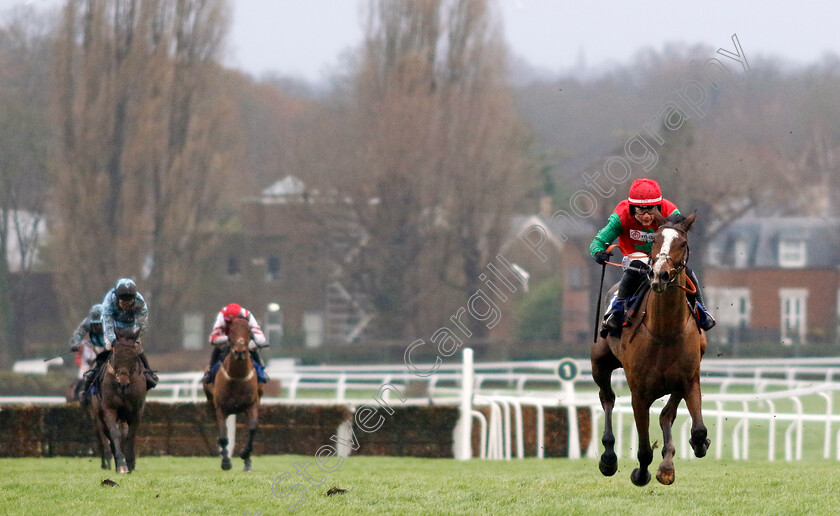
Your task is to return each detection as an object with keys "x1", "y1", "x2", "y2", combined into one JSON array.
[
  {"x1": 591, "y1": 341, "x2": 621, "y2": 476},
  {"x1": 685, "y1": 380, "x2": 710, "y2": 458},
  {"x1": 216, "y1": 406, "x2": 232, "y2": 471},
  {"x1": 630, "y1": 396, "x2": 653, "y2": 487},
  {"x1": 656, "y1": 394, "x2": 681, "y2": 485},
  {"x1": 241, "y1": 405, "x2": 259, "y2": 472}
]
